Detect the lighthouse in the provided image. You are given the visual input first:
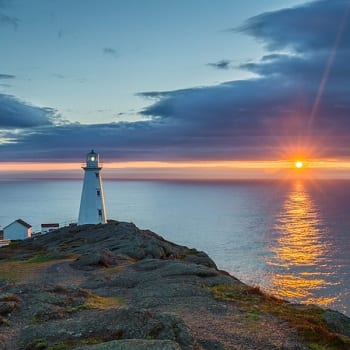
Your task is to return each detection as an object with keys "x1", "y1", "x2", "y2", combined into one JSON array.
[{"x1": 78, "y1": 150, "x2": 107, "y2": 225}]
